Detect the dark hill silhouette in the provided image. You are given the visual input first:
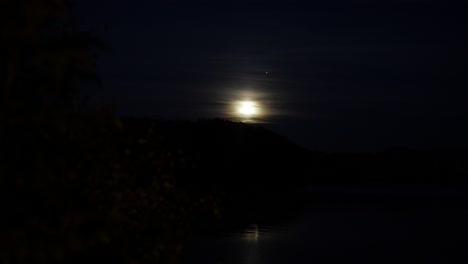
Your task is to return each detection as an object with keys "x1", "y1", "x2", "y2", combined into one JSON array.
[
  {"x1": 118, "y1": 117, "x2": 468, "y2": 211},
  {"x1": 120, "y1": 118, "x2": 307, "y2": 185},
  {"x1": 118, "y1": 117, "x2": 309, "y2": 229}
]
